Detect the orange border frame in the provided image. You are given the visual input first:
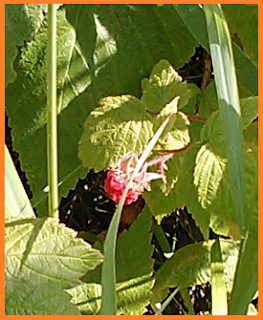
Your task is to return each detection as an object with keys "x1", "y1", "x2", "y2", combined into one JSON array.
[{"x1": 3, "y1": 0, "x2": 260, "y2": 318}]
